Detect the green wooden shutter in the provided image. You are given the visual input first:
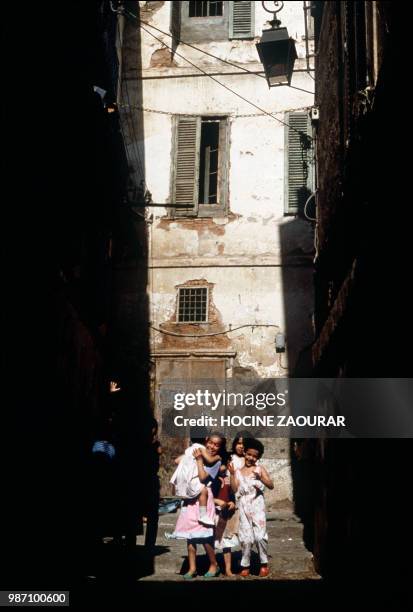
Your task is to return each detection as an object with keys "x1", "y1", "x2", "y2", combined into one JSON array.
[
  {"x1": 173, "y1": 116, "x2": 201, "y2": 216},
  {"x1": 284, "y1": 112, "x2": 313, "y2": 214},
  {"x1": 229, "y1": 1, "x2": 254, "y2": 39}
]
